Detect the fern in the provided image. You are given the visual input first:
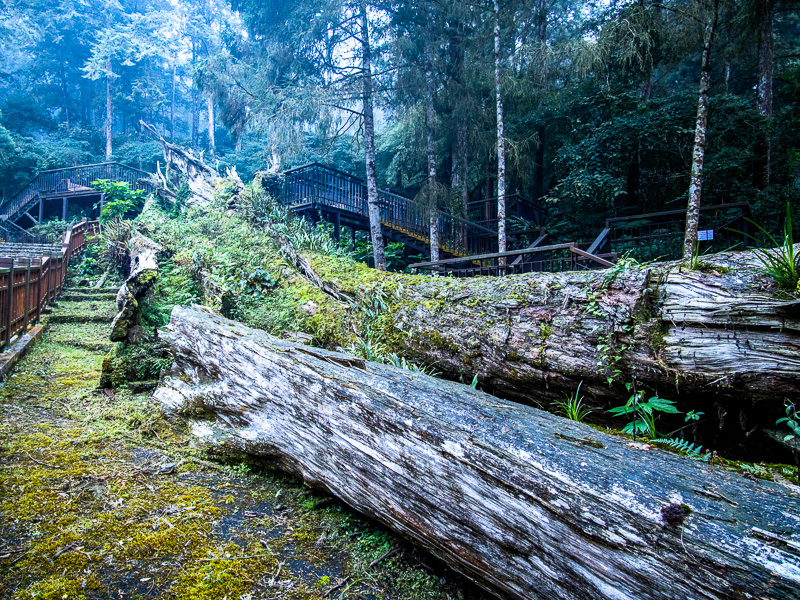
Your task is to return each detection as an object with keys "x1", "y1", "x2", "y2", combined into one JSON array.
[{"x1": 652, "y1": 437, "x2": 709, "y2": 461}]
